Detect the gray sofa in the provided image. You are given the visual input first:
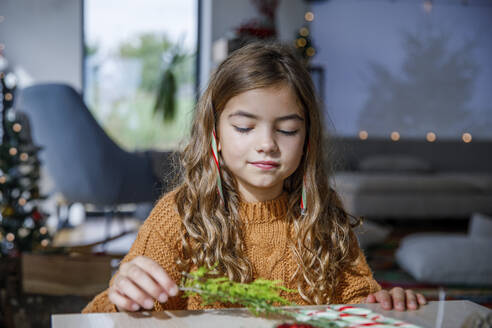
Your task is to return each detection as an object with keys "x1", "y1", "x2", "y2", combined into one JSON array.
[{"x1": 329, "y1": 137, "x2": 492, "y2": 219}]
